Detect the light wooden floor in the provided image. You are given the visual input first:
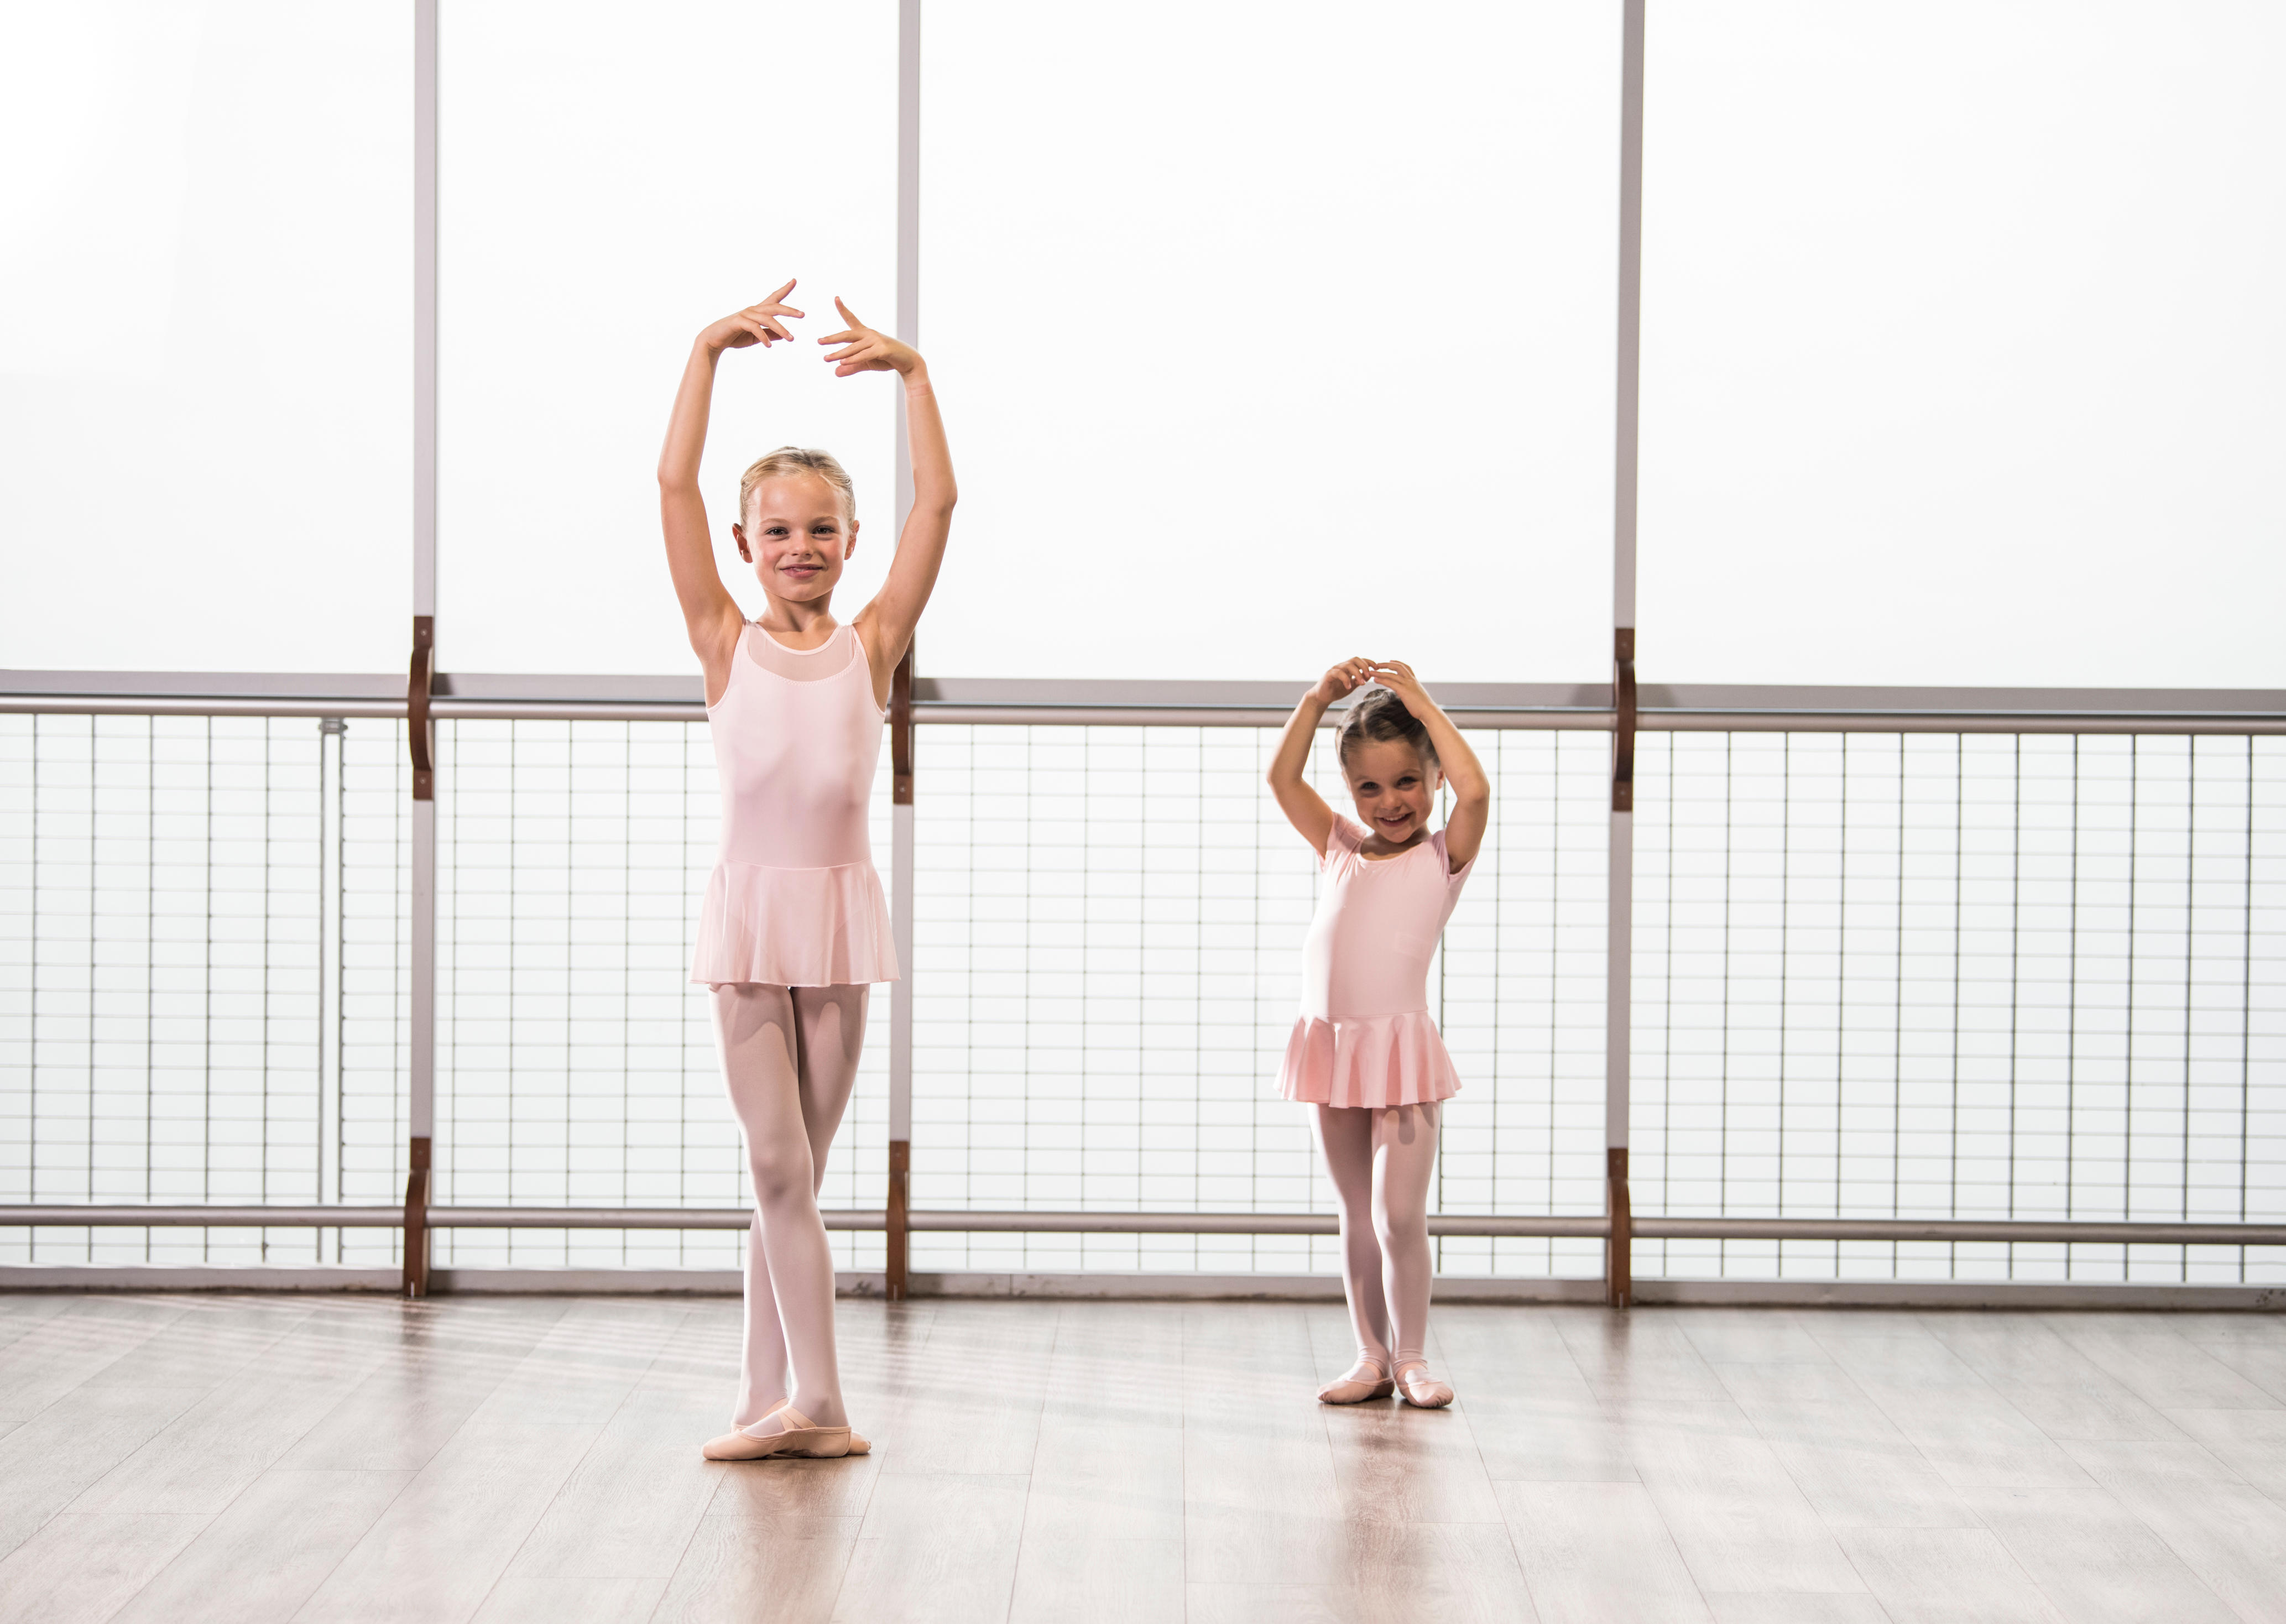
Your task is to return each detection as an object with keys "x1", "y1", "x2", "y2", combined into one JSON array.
[{"x1": 1, "y1": 1293, "x2": 2283, "y2": 1622}]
